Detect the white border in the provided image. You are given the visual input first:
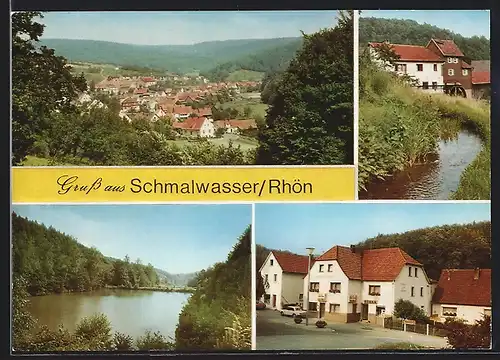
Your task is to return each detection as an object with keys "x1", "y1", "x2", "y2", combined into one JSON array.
[
  {"x1": 353, "y1": 10, "x2": 360, "y2": 200},
  {"x1": 251, "y1": 203, "x2": 256, "y2": 350}
]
